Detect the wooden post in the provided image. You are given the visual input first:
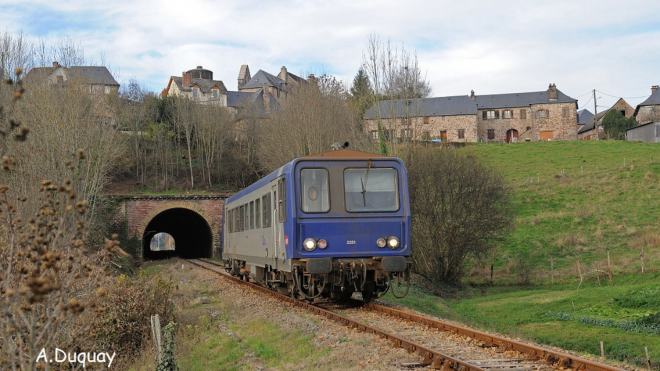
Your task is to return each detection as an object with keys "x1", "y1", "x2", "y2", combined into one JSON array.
[
  {"x1": 581, "y1": 165, "x2": 583, "y2": 175},
  {"x1": 646, "y1": 346, "x2": 651, "y2": 370},
  {"x1": 641, "y1": 246, "x2": 645, "y2": 274},
  {"x1": 490, "y1": 264, "x2": 494, "y2": 284},
  {"x1": 572, "y1": 301, "x2": 576, "y2": 311},
  {"x1": 577, "y1": 259, "x2": 584, "y2": 289},
  {"x1": 151, "y1": 314, "x2": 162, "y2": 363},
  {"x1": 607, "y1": 251, "x2": 614, "y2": 285},
  {"x1": 600, "y1": 341, "x2": 605, "y2": 360},
  {"x1": 624, "y1": 157, "x2": 626, "y2": 167},
  {"x1": 550, "y1": 258, "x2": 554, "y2": 285}
]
